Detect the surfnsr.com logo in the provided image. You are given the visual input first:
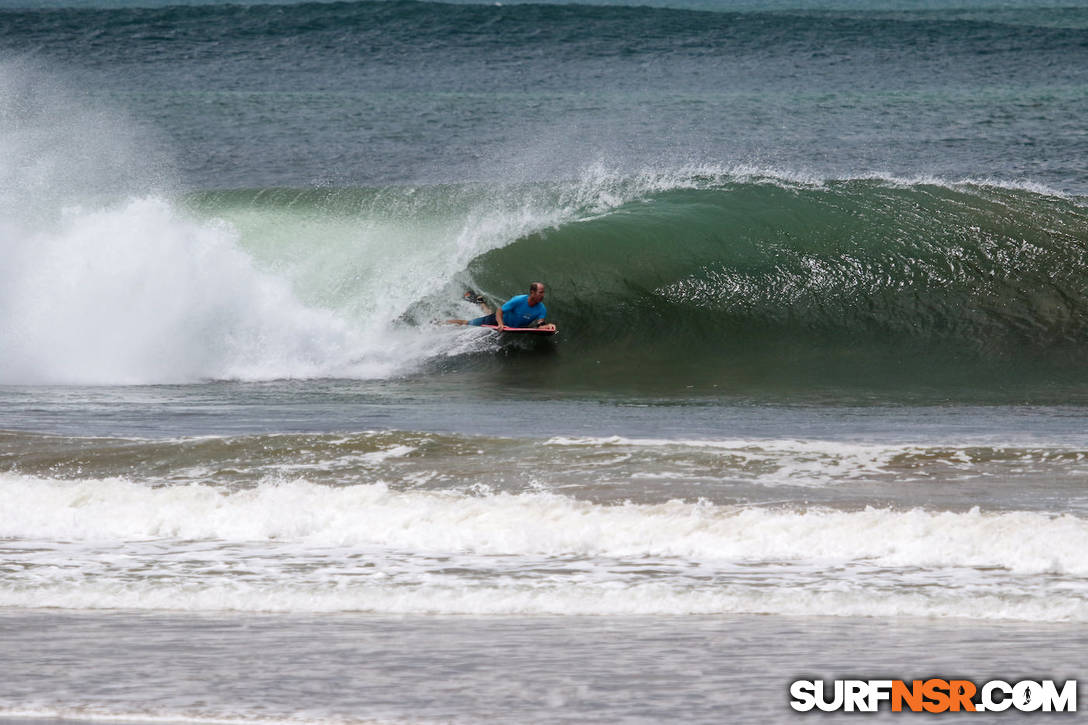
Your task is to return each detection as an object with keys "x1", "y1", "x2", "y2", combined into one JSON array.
[{"x1": 790, "y1": 679, "x2": 1077, "y2": 713}]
